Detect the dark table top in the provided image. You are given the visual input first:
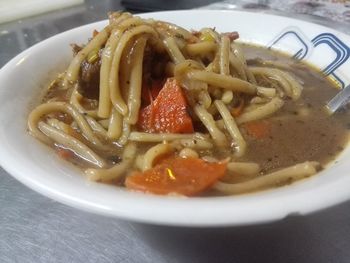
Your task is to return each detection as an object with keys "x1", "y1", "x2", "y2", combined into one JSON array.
[{"x1": 1, "y1": 1, "x2": 350, "y2": 262}]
